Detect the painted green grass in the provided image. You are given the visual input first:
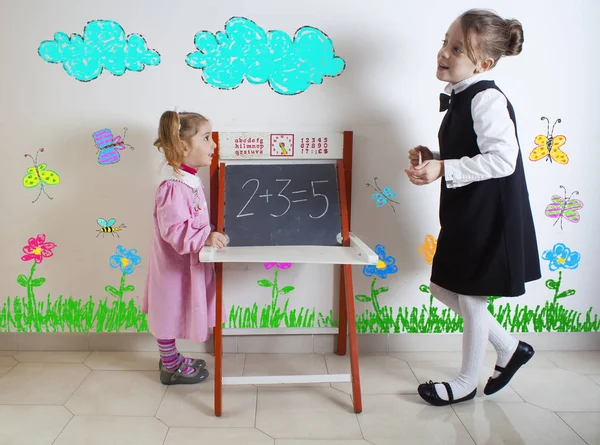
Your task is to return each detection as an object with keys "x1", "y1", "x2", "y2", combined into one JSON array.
[
  {"x1": 355, "y1": 272, "x2": 600, "y2": 333},
  {"x1": 0, "y1": 293, "x2": 148, "y2": 333},
  {"x1": 1, "y1": 268, "x2": 148, "y2": 333},
  {"x1": 1, "y1": 267, "x2": 596, "y2": 333}
]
